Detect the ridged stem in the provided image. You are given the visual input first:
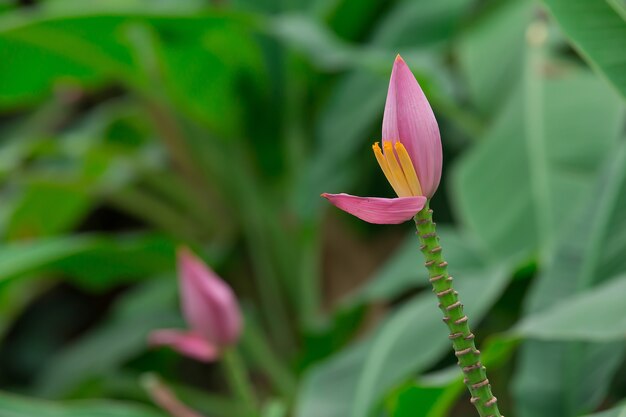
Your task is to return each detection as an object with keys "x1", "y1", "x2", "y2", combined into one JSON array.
[{"x1": 414, "y1": 203, "x2": 503, "y2": 417}]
